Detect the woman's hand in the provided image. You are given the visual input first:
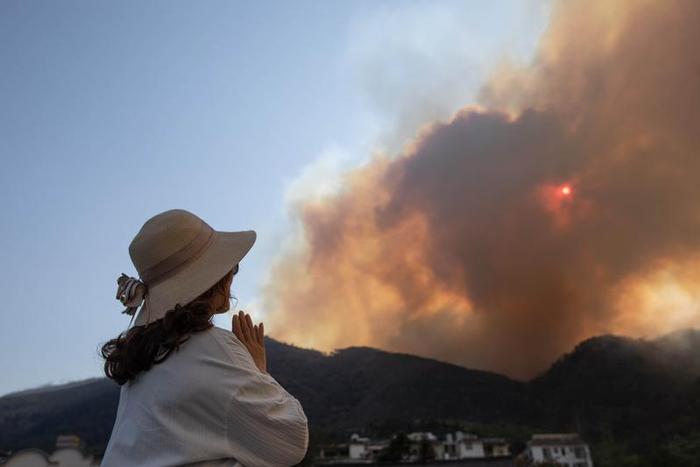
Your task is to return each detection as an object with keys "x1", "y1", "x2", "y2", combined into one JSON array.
[{"x1": 232, "y1": 310, "x2": 267, "y2": 374}]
